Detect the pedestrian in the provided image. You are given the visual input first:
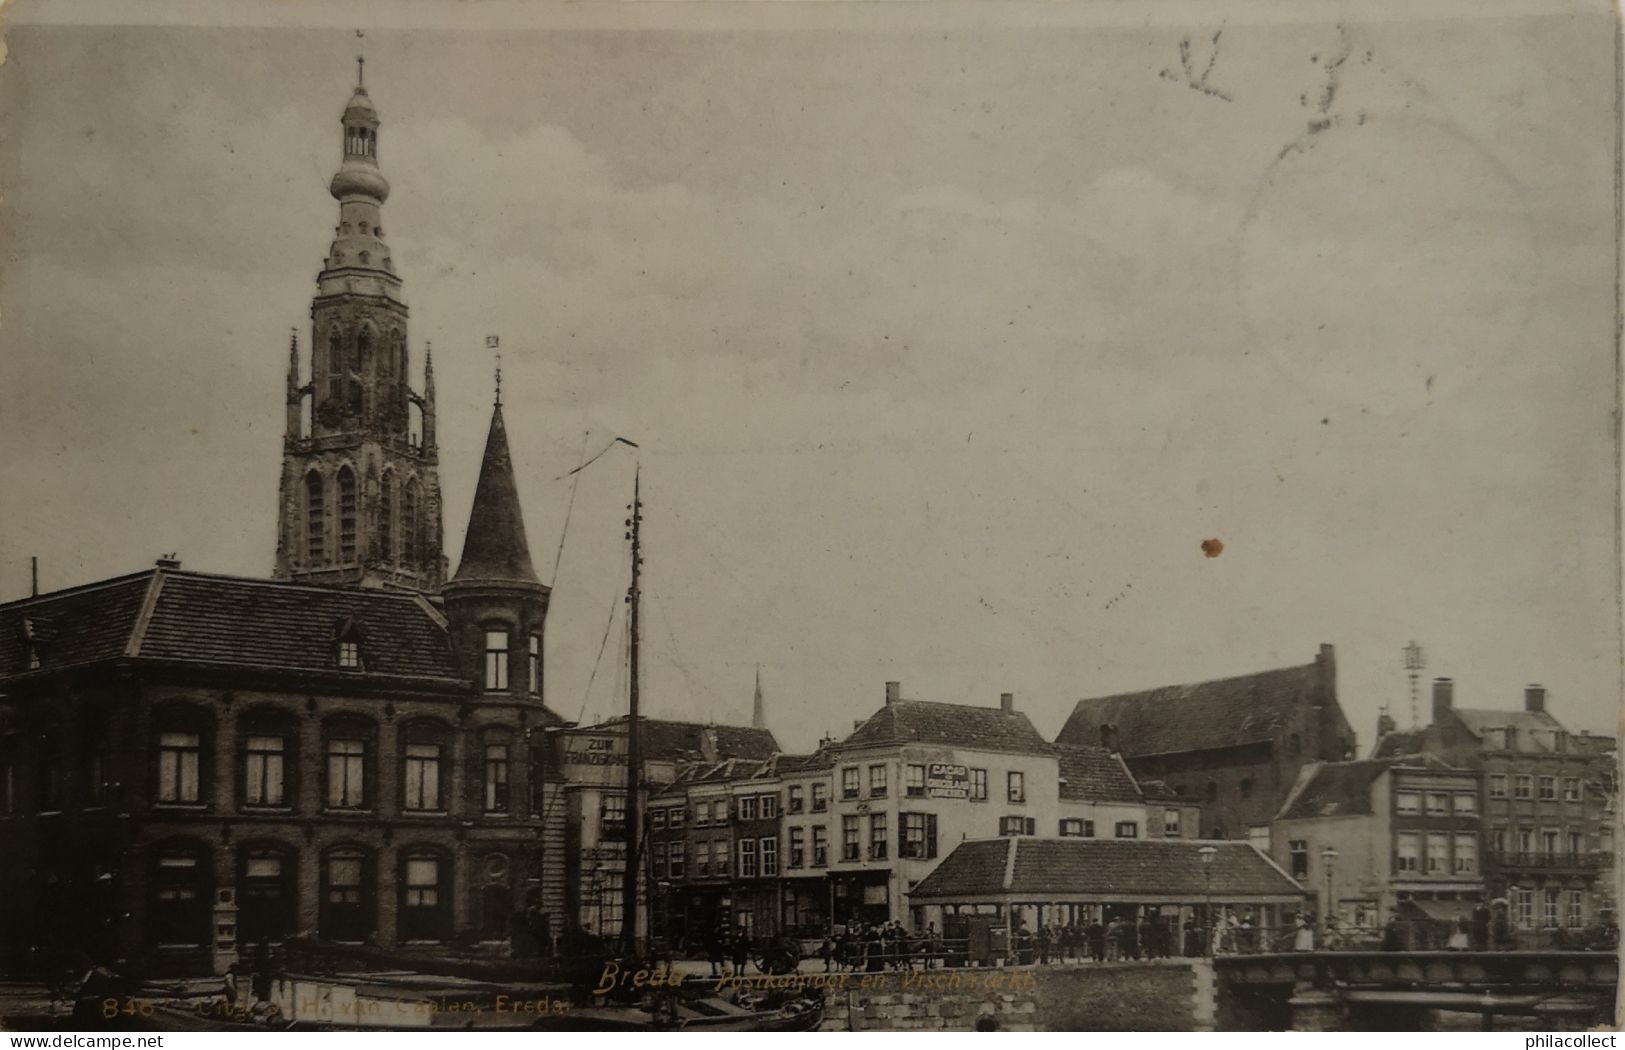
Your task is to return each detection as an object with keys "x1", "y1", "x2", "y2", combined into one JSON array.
[
  {"x1": 1447, "y1": 914, "x2": 1470, "y2": 950},
  {"x1": 1088, "y1": 918, "x2": 1106, "y2": 962},
  {"x1": 865, "y1": 924, "x2": 885, "y2": 973},
  {"x1": 1105, "y1": 917, "x2": 1122, "y2": 961},
  {"x1": 820, "y1": 929, "x2": 835, "y2": 973},
  {"x1": 1381, "y1": 912, "x2": 1406, "y2": 952},
  {"x1": 1293, "y1": 914, "x2": 1315, "y2": 952},
  {"x1": 1036, "y1": 924, "x2": 1051, "y2": 964},
  {"x1": 731, "y1": 928, "x2": 750, "y2": 976},
  {"x1": 1183, "y1": 917, "x2": 1199, "y2": 957},
  {"x1": 705, "y1": 926, "x2": 724, "y2": 976},
  {"x1": 1470, "y1": 902, "x2": 1491, "y2": 951}
]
